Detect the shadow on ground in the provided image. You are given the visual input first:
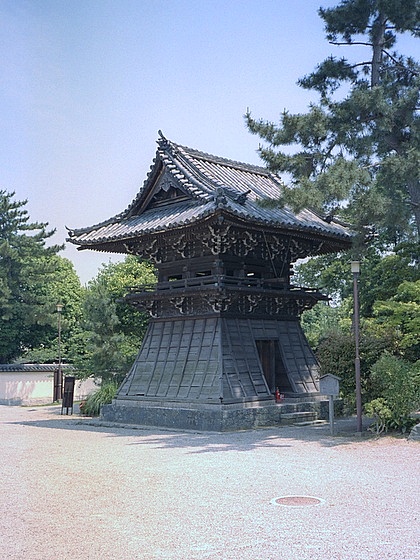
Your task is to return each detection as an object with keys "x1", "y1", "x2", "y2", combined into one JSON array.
[{"x1": 3, "y1": 404, "x2": 382, "y2": 452}]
